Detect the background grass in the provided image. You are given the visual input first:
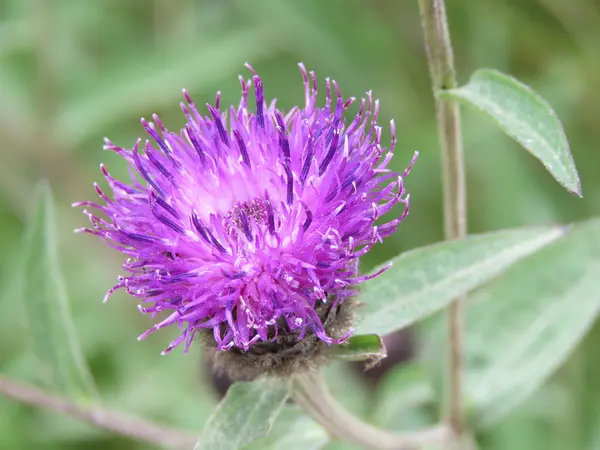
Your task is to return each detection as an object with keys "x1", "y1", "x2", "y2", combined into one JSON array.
[{"x1": 1, "y1": 0, "x2": 599, "y2": 449}]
